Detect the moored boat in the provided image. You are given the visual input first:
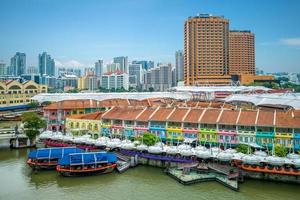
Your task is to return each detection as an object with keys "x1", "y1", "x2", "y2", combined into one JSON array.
[
  {"x1": 56, "y1": 152, "x2": 117, "y2": 176},
  {"x1": 27, "y1": 147, "x2": 83, "y2": 170}
]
